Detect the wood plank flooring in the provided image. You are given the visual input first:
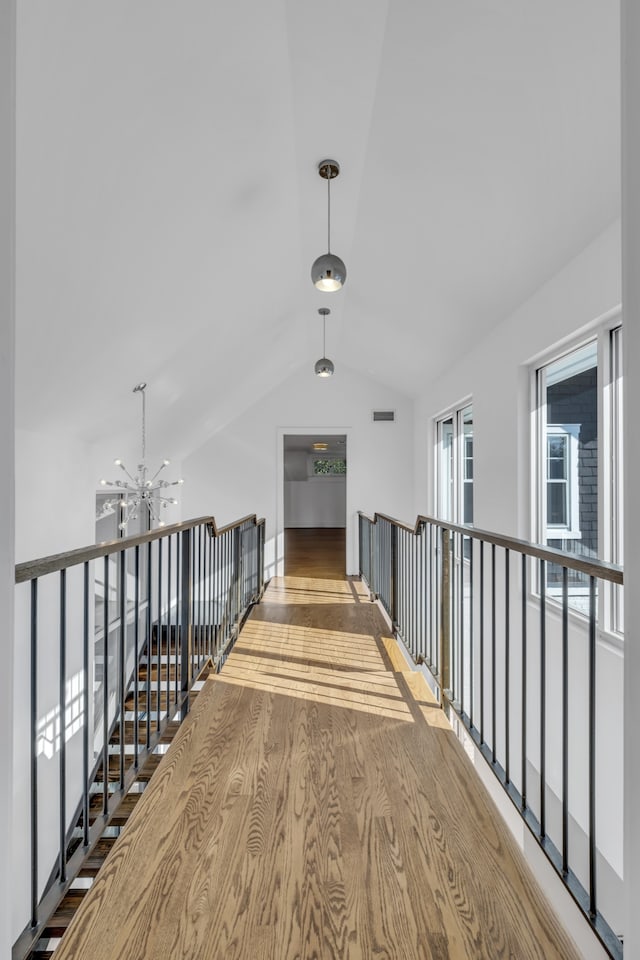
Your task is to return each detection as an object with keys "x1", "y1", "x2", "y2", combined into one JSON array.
[
  {"x1": 285, "y1": 528, "x2": 346, "y2": 580},
  {"x1": 52, "y1": 574, "x2": 581, "y2": 960}
]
